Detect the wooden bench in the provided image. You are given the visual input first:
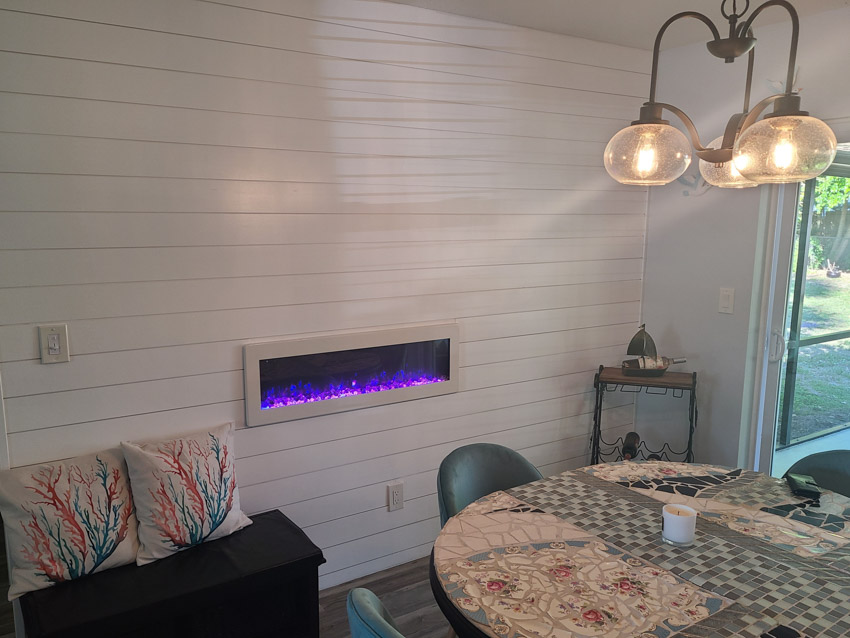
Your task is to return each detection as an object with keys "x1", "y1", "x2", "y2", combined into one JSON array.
[{"x1": 18, "y1": 510, "x2": 324, "y2": 638}]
